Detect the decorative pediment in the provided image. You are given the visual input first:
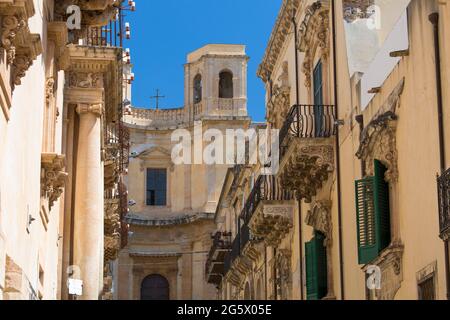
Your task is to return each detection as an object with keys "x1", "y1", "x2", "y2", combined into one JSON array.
[
  {"x1": 356, "y1": 79, "x2": 405, "y2": 183},
  {"x1": 136, "y1": 146, "x2": 172, "y2": 159},
  {"x1": 41, "y1": 153, "x2": 68, "y2": 210},
  {"x1": 305, "y1": 200, "x2": 332, "y2": 246},
  {"x1": 298, "y1": 1, "x2": 330, "y2": 88}
]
